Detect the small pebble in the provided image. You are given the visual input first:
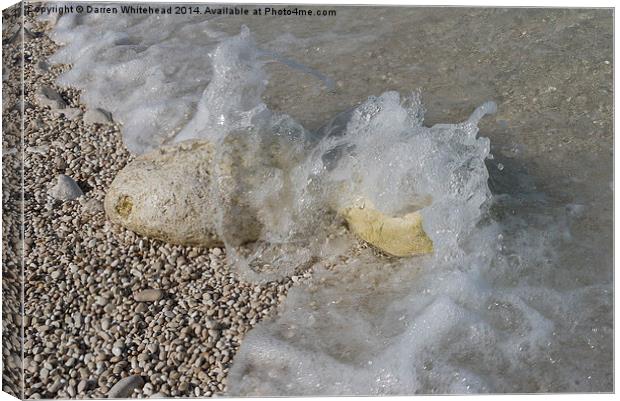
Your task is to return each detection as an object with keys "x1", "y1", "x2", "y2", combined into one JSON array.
[
  {"x1": 134, "y1": 289, "x2": 164, "y2": 302},
  {"x1": 48, "y1": 174, "x2": 83, "y2": 201},
  {"x1": 106, "y1": 375, "x2": 144, "y2": 398}
]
